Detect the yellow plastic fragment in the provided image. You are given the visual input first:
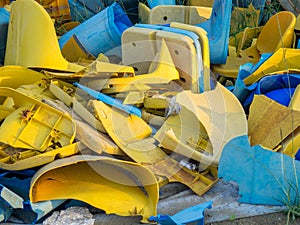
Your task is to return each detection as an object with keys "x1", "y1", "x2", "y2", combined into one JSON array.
[
  {"x1": 49, "y1": 80, "x2": 106, "y2": 133},
  {"x1": 240, "y1": 11, "x2": 296, "y2": 61},
  {"x1": 0, "y1": 105, "x2": 14, "y2": 121},
  {"x1": 170, "y1": 22, "x2": 211, "y2": 91},
  {"x1": 256, "y1": 11, "x2": 296, "y2": 54},
  {"x1": 146, "y1": 158, "x2": 218, "y2": 196},
  {"x1": 29, "y1": 155, "x2": 159, "y2": 223},
  {"x1": 16, "y1": 81, "x2": 56, "y2": 102},
  {"x1": 4, "y1": 0, "x2": 83, "y2": 72},
  {"x1": 61, "y1": 35, "x2": 95, "y2": 62},
  {"x1": 123, "y1": 92, "x2": 145, "y2": 105},
  {"x1": 42, "y1": 99, "x2": 122, "y2": 155},
  {"x1": 138, "y1": 2, "x2": 150, "y2": 24},
  {"x1": 122, "y1": 27, "x2": 196, "y2": 91},
  {"x1": 143, "y1": 96, "x2": 169, "y2": 110},
  {"x1": 243, "y1": 48, "x2": 300, "y2": 85},
  {"x1": 154, "y1": 106, "x2": 213, "y2": 167},
  {"x1": 0, "y1": 87, "x2": 76, "y2": 151},
  {"x1": 149, "y1": 5, "x2": 211, "y2": 25},
  {"x1": 0, "y1": 142, "x2": 81, "y2": 171},
  {"x1": 188, "y1": 0, "x2": 214, "y2": 7},
  {"x1": 211, "y1": 56, "x2": 254, "y2": 78},
  {"x1": 289, "y1": 84, "x2": 300, "y2": 111},
  {"x1": 91, "y1": 100, "x2": 219, "y2": 196},
  {"x1": 90, "y1": 100, "x2": 165, "y2": 163},
  {"x1": 0, "y1": 66, "x2": 48, "y2": 89},
  {"x1": 248, "y1": 95, "x2": 300, "y2": 149},
  {"x1": 175, "y1": 83, "x2": 248, "y2": 165},
  {"x1": 106, "y1": 39, "x2": 179, "y2": 86}
]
